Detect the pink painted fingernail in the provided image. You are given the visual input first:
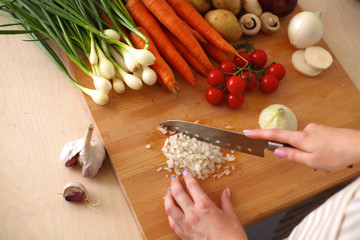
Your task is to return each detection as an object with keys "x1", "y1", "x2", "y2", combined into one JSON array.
[
  {"x1": 183, "y1": 170, "x2": 188, "y2": 176},
  {"x1": 274, "y1": 148, "x2": 286, "y2": 159},
  {"x1": 243, "y1": 130, "x2": 253, "y2": 134},
  {"x1": 226, "y1": 188, "x2": 231, "y2": 198}
]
